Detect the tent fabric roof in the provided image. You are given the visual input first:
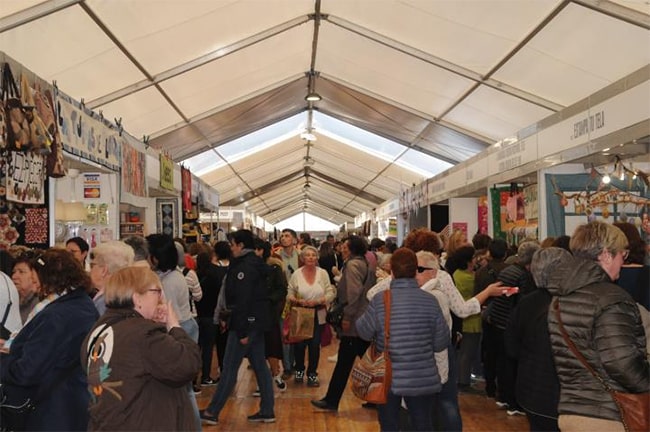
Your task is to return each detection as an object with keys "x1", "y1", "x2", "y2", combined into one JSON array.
[{"x1": 2, "y1": 0, "x2": 648, "y2": 225}]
